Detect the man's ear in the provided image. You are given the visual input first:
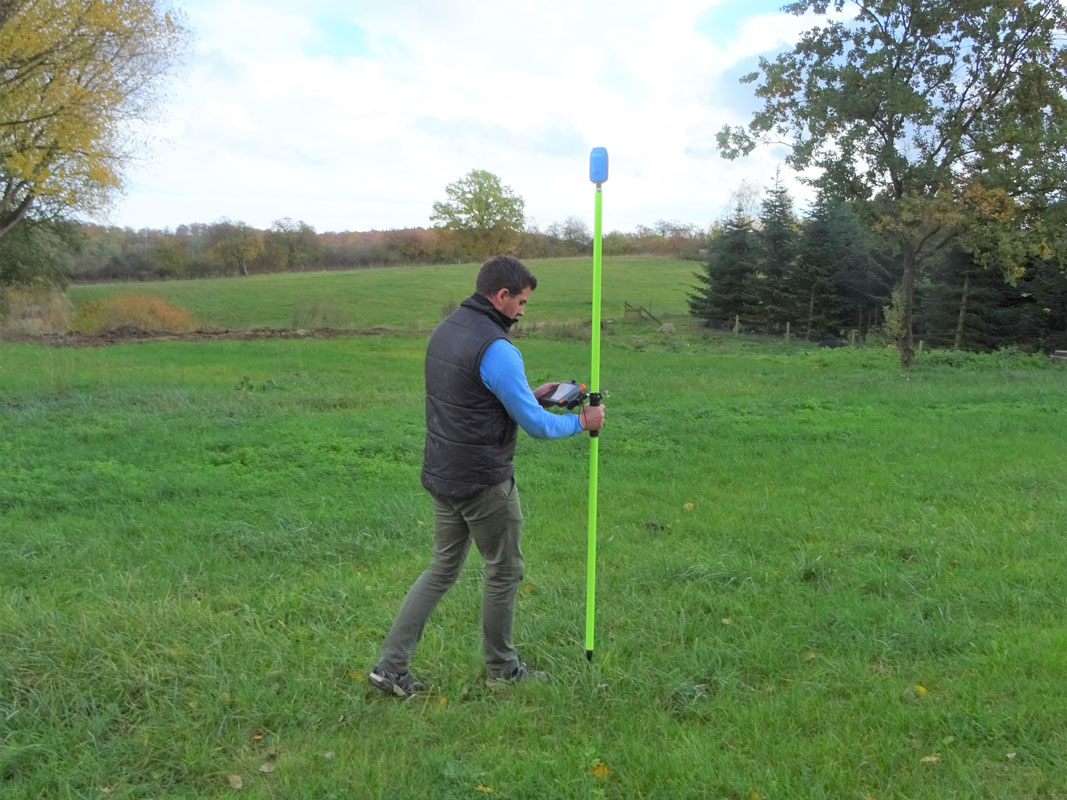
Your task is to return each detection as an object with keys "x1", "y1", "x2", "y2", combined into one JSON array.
[{"x1": 489, "y1": 287, "x2": 509, "y2": 307}]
